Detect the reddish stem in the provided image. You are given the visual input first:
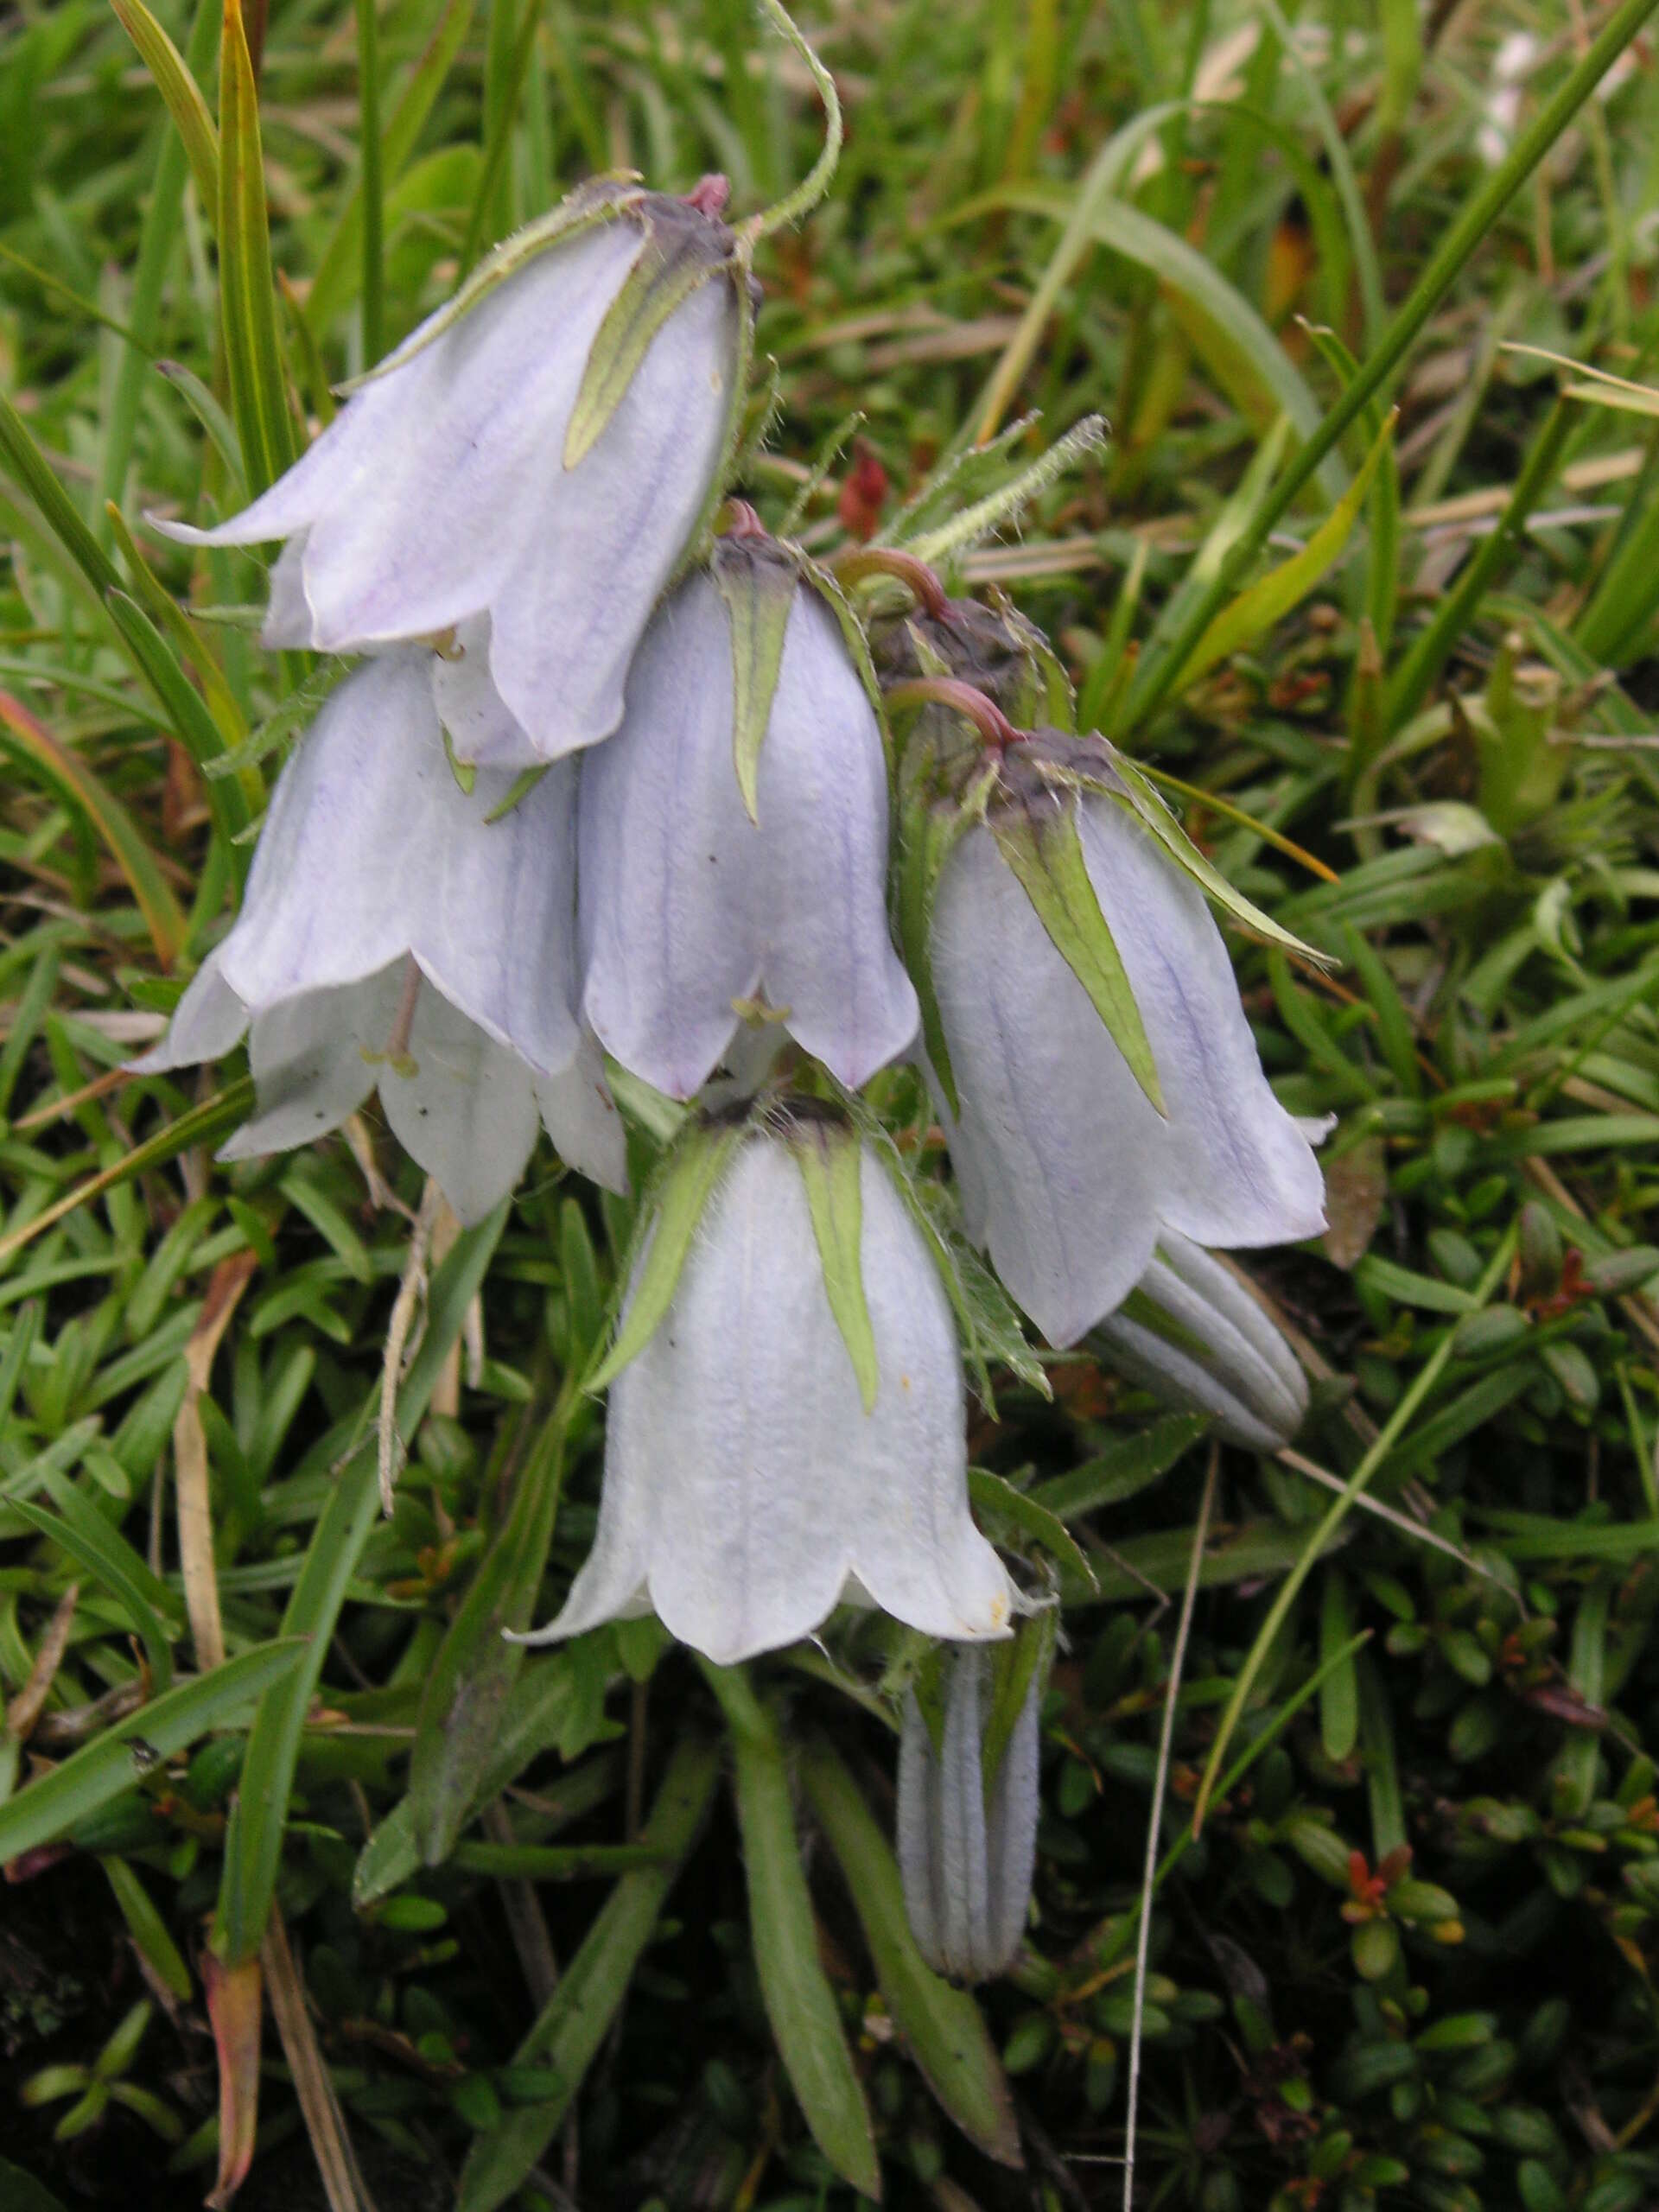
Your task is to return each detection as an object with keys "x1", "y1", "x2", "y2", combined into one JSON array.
[
  {"x1": 718, "y1": 499, "x2": 768, "y2": 540},
  {"x1": 832, "y1": 545, "x2": 954, "y2": 622},
  {"x1": 683, "y1": 174, "x2": 732, "y2": 218},
  {"x1": 883, "y1": 677, "x2": 1024, "y2": 749}
]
